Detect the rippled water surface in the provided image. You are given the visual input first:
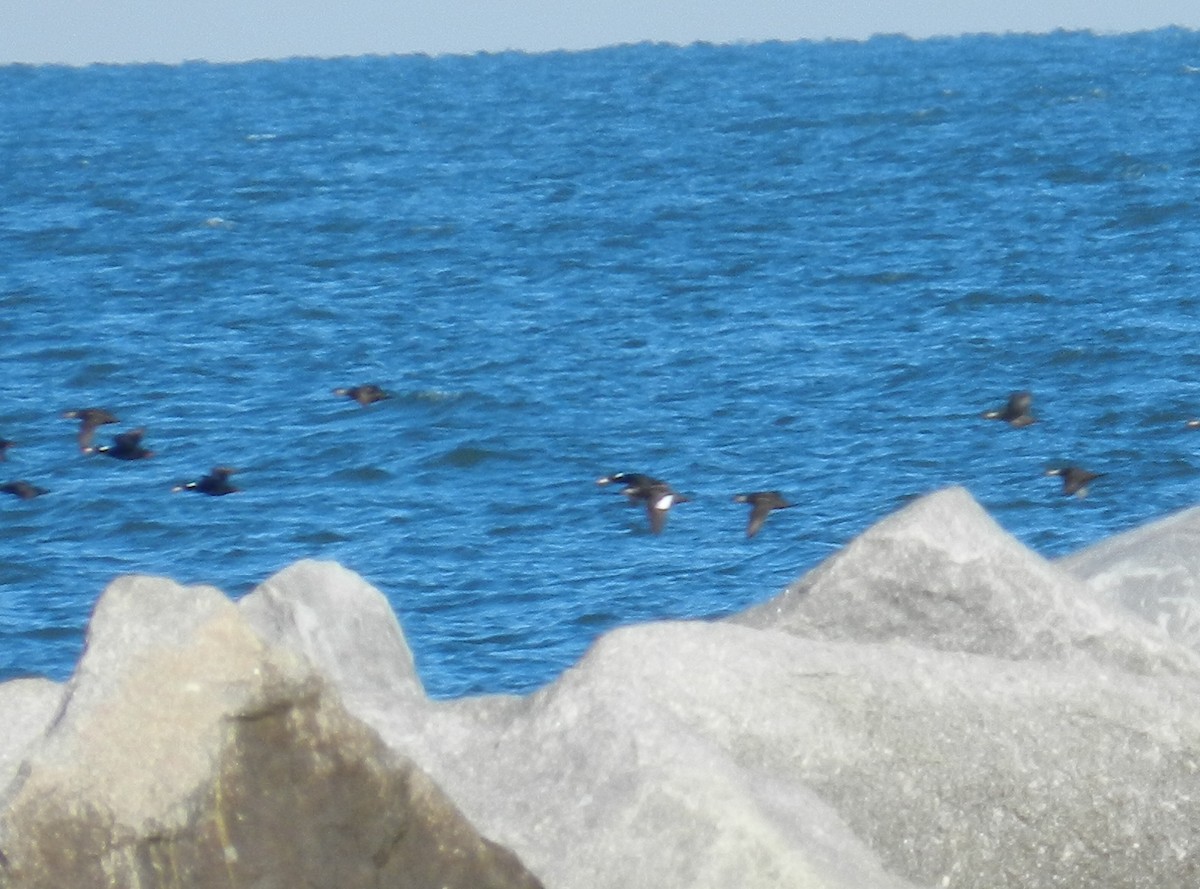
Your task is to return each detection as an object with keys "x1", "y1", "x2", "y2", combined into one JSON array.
[{"x1": 4, "y1": 30, "x2": 1200, "y2": 695}]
